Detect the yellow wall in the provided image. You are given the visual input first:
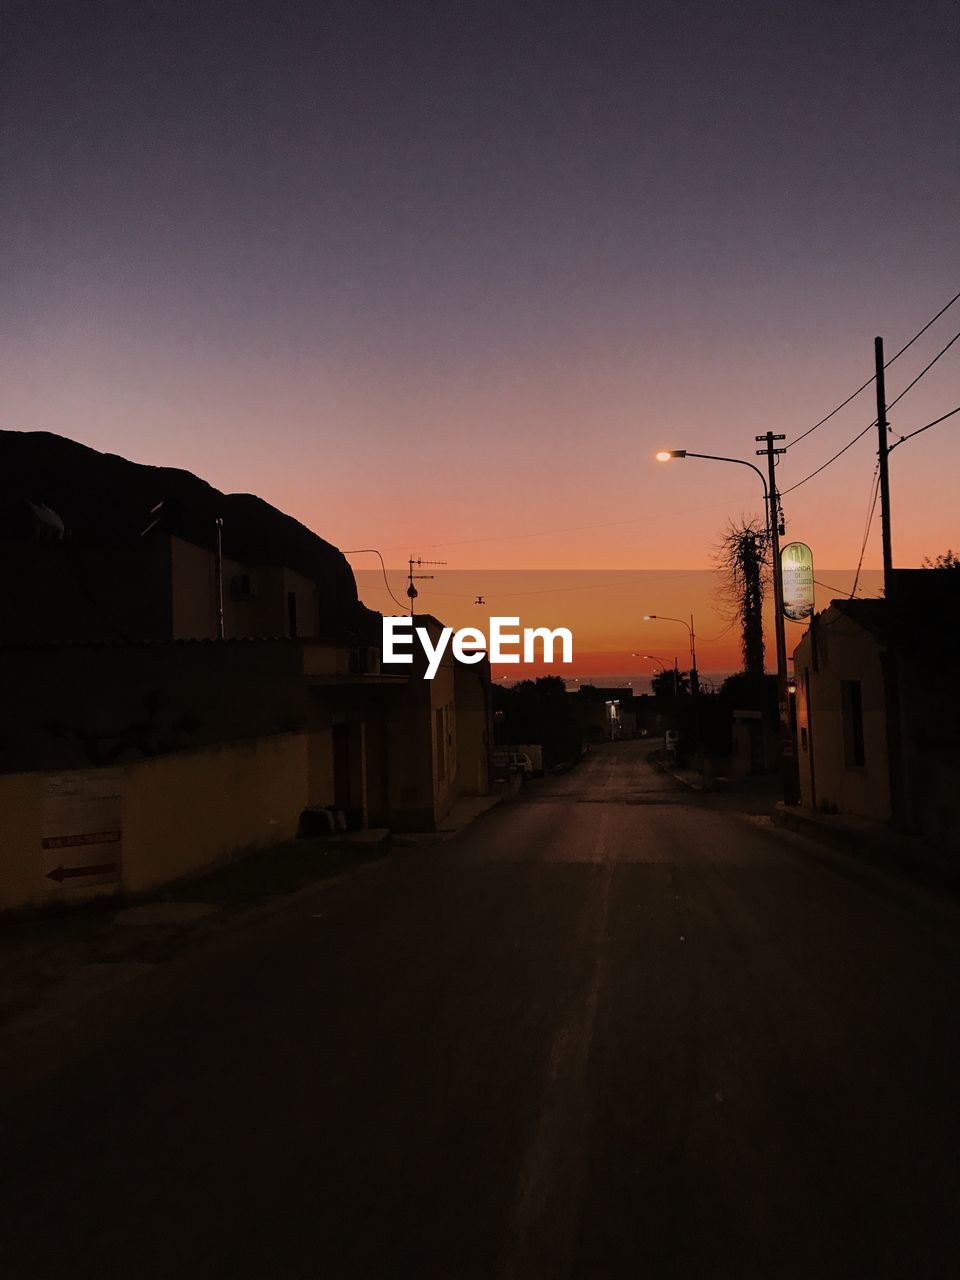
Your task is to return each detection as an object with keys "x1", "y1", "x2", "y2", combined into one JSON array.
[
  {"x1": 377, "y1": 622, "x2": 459, "y2": 830},
  {"x1": 306, "y1": 728, "x2": 335, "y2": 811},
  {"x1": 169, "y1": 538, "x2": 324, "y2": 640},
  {"x1": 170, "y1": 536, "x2": 226, "y2": 639},
  {"x1": 794, "y1": 614, "x2": 890, "y2": 821},
  {"x1": 0, "y1": 731, "x2": 323, "y2": 913},
  {"x1": 0, "y1": 772, "x2": 48, "y2": 913},
  {"x1": 122, "y1": 733, "x2": 309, "y2": 893},
  {"x1": 453, "y1": 661, "x2": 491, "y2": 796}
]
